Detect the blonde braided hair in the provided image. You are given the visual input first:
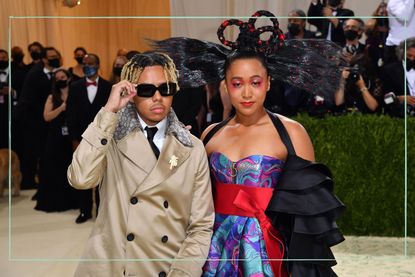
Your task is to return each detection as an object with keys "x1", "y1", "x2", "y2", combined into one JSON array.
[{"x1": 120, "y1": 52, "x2": 180, "y2": 93}]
